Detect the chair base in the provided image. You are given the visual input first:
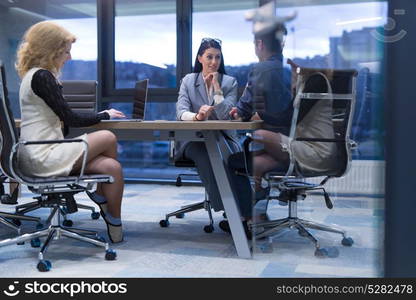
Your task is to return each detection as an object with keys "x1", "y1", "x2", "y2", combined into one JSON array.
[
  {"x1": 0, "y1": 212, "x2": 41, "y2": 234},
  {"x1": 253, "y1": 200, "x2": 353, "y2": 256},
  {"x1": 159, "y1": 198, "x2": 214, "y2": 233},
  {"x1": 15, "y1": 199, "x2": 98, "y2": 225},
  {"x1": 0, "y1": 206, "x2": 115, "y2": 271}
]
